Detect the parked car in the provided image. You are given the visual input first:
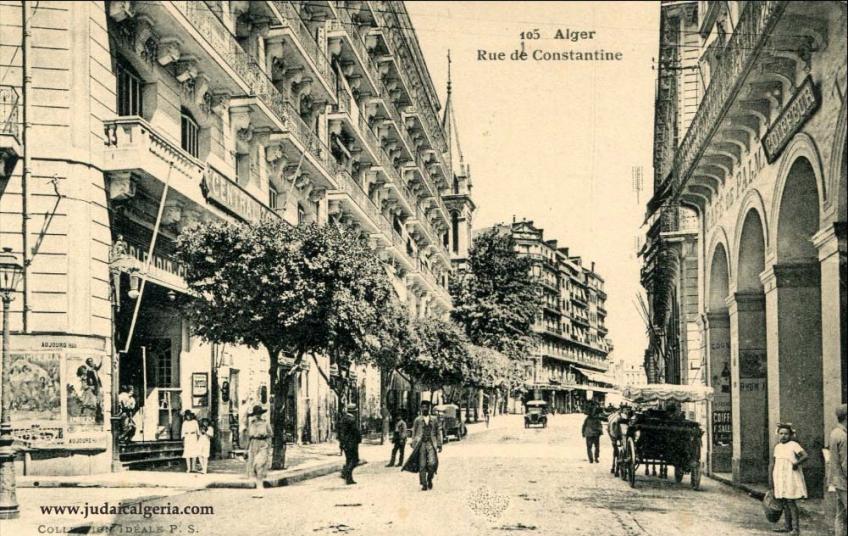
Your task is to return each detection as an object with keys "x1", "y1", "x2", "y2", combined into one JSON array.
[
  {"x1": 524, "y1": 400, "x2": 548, "y2": 428},
  {"x1": 434, "y1": 404, "x2": 467, "y2": 441}
]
